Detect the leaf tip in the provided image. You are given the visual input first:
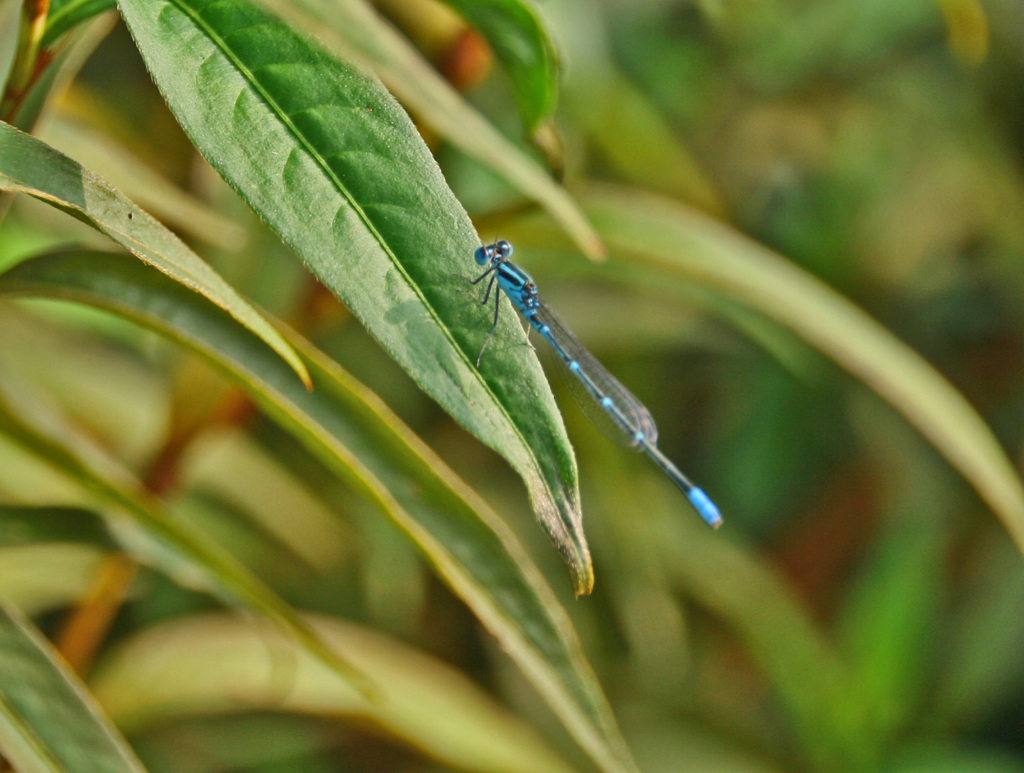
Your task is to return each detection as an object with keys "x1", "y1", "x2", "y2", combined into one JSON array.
[
  {"x1": 572, "y1": 565, "x2": 595, "y2": 597},
  {"x1": 568, "y1": 547, "x2": 594, "y2": 596},
  {"x1": 584, "y1": 235, "x2": 607, "y2": 262}
]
